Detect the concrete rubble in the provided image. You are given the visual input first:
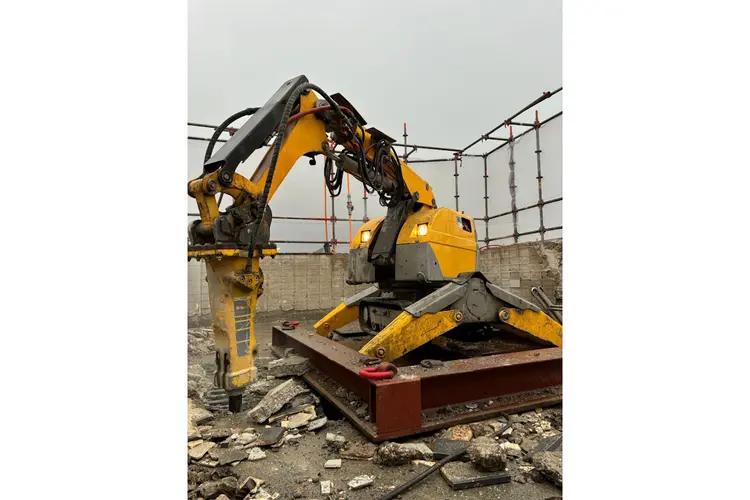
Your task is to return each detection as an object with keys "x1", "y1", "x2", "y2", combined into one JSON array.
[
  {"x1": 444, "y1": 424, "x2": 474, "y2": 441},
  {"x1": 187, "y1": 325, "x2": 563, "y2": 498},
  {"x1": 306, "y1": 416, "x2": 327, "y2": 431},
  {"x1": 347, "y1": 474, "x2": 374, "y2": 490},
  {"x1": 188, "y1": 441, "x2": 215, "y2": 460},
  {"x1": 320, "y1": 480, "x2": 334, "y2": 495},
  {"x1": 375, "y1": 442, "x2": 434, "y2": 466},
  {"x1": 235, "y1": 431, "x2": 258, "y2": 446},
  {"x1": 195, "y1": 476, "x2": 237, "y2": 499},
  {"x1": 254, "y1": 427, "x2": 285, "y2": 447},
  {"x1": 325, "y1": 432, "x2": 347, "y2": 450},
  {"x1": 467, "y1": 436, "x2": 507, "y2": 472},
  {"x1": 267, "y1": 355, "x2": 311, "y2": 377},
  {"x1": 340, "y1": 441, "x2": 378, "y2": 460},
  {"x1": 248, "y1": 379, "x2": 309, "y2": 423},
  {"x1": 531, "y1": 451, "x2": 563, "y2": 487},
  {"x1": 247, "y1": 447, "x2": 267, "y2": 461}
]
